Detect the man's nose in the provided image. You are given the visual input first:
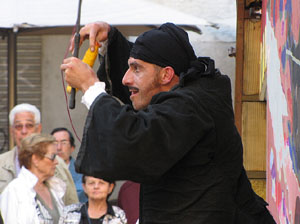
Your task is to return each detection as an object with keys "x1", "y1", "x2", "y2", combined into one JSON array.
[
  {"x1": 21, "y1": 126, "x2": 28, "y2": 133},
  {"x1": 56, "y1": 143, "x2": 62, "y2": 150},
  {"x1": 122, "y1": 69, "x2": 132, "y2": 86}
]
